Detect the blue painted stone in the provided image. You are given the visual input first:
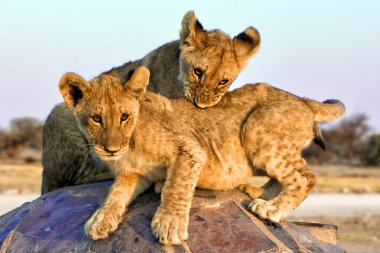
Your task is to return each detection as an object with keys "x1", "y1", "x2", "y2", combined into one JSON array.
[{"x1": 0, "y1": 182, "x2": 344, "y2": 252}]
